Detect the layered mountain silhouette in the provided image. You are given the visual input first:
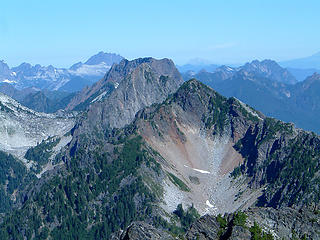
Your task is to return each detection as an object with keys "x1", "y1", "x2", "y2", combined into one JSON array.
[
  {"x1": 183, "y1": 60, "x2": 320, "y2": 134},
  {"x1": 0, "y1": 83, "x2": 75, "y2": 113},
  {"x1": 0, "y1": 52, "x2": 123, "y2": 92},
  {"x1": 280, "y1": 51, "x2": 320, "y2": 69}
]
